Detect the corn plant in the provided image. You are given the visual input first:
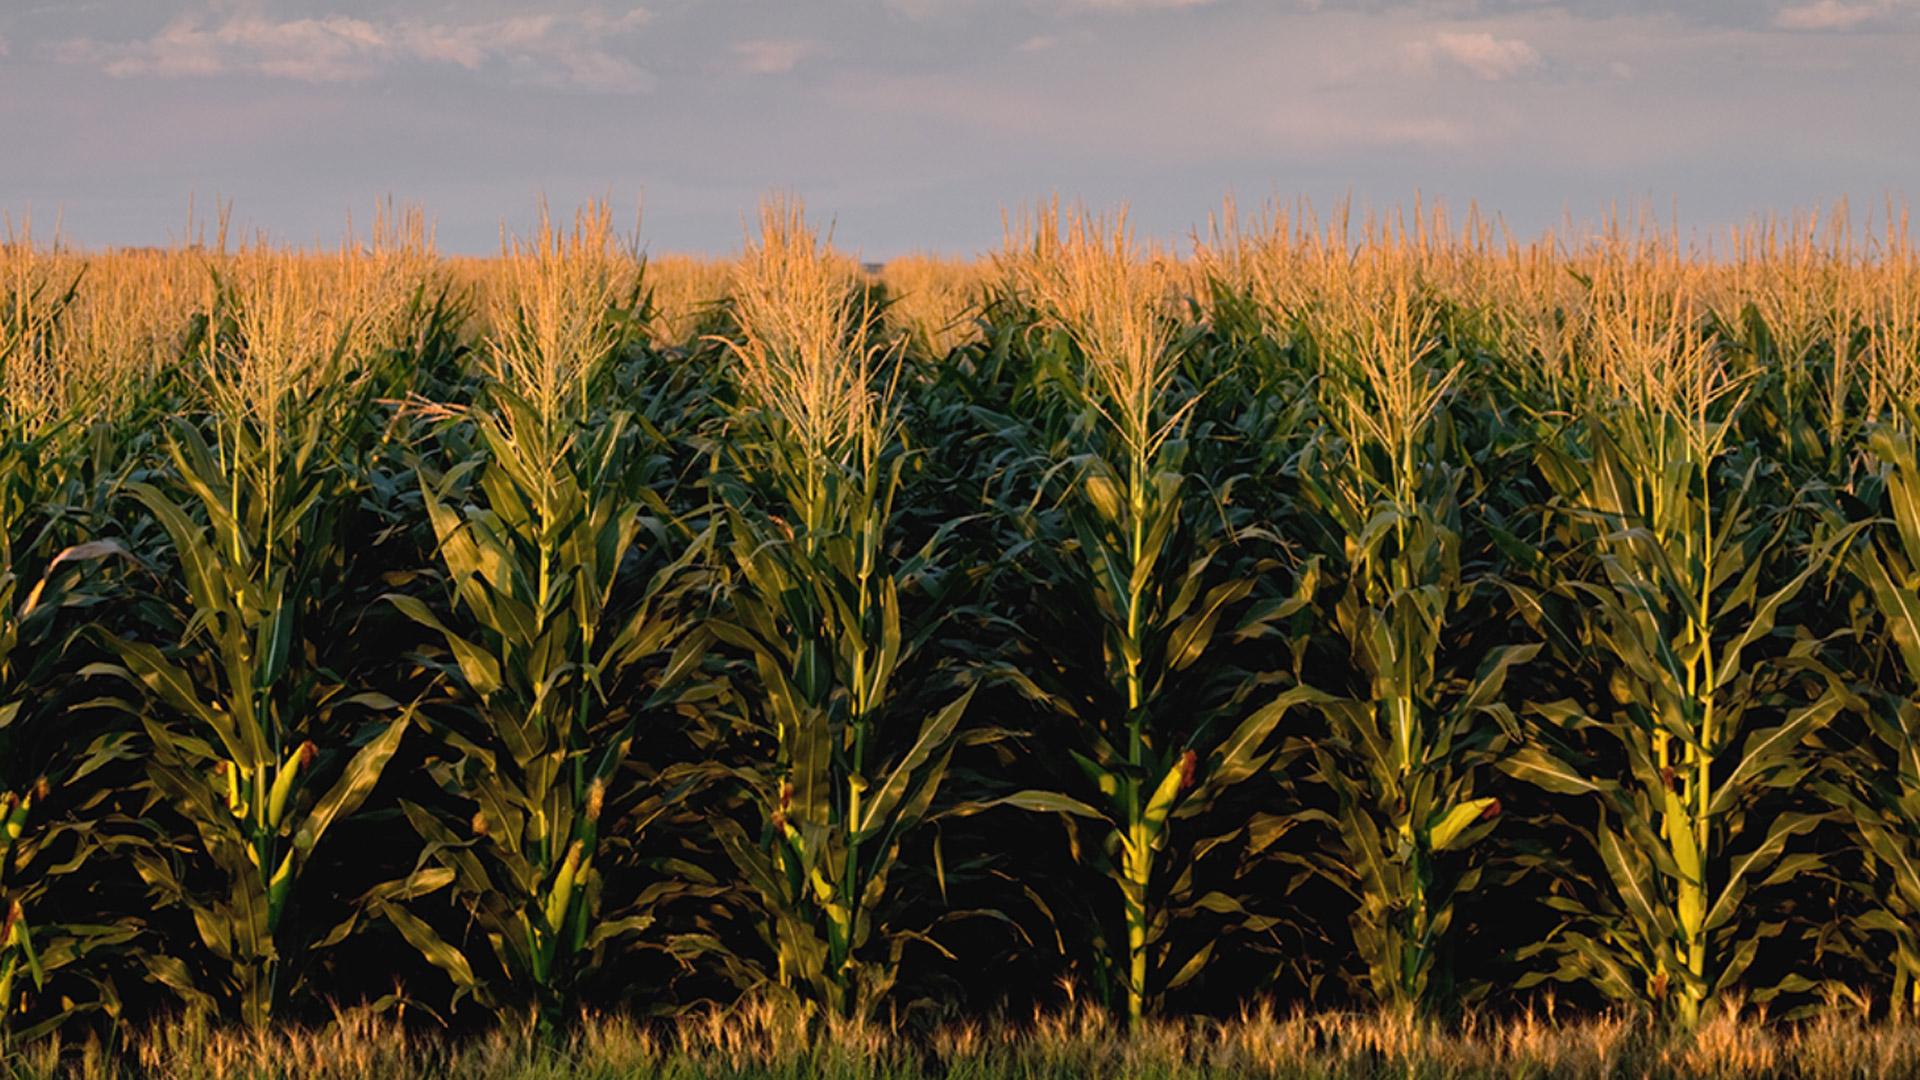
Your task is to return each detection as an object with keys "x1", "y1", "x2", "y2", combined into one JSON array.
[
  {"x1": 1, "y1": 233, "x2": 83, "y2": 433},
  {"x1": 1819, "y1": 422, "x2": 1920, "y2": 1011},
  {"x1": 0, "y1": 477, "x2": 51, "y2": 1038},
  {"x1": 698, "y1": 196, "x2": 984, "y2": 1019},
  {"x1": 1, "y1": 528, "x2": 146, "y2": 1045},
  {"x1": 974, "y1": 208, "x2": 1319, "y2": 1027},
  {"x1": 95, "y1": 254, "x2": 415, "y2": 1027},
  {"x1": 1286, "y1": 273, "x2": 1534, "y2": 1014},
  {"x1": 1712, "y1": 214, "x2": 1863, "y2": 479},
  {"x1": 381, "y1": 205, "x2": 715, "y2": 1027},
  {"x1": 2, "y1": 245, "x2": 148, "y2": 1040},
  {"x1": 0, "y1": 798, "x2": 44, "y2": 1049},
  {"x1": 20, "y1": 203, "x2": 1920, "y2": 1035},
  {"x1": 1501, "y1": 280, "x2": 1843, "y2": 1024}
]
